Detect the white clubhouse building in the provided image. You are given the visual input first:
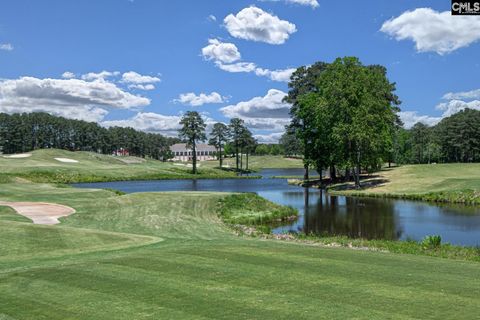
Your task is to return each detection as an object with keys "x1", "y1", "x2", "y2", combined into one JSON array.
[{"x1": 170, "y1": 143, "x2": 216, "y2": 162}]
